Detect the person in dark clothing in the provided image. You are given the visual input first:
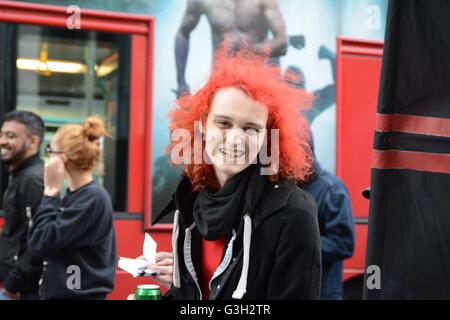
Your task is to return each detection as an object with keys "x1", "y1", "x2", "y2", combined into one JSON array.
[
  {"x1": 28, "y1": 116, "x2": 117, "y2": 300},
  {"x1": 148, "y1": 43, "x2": 321, "y2": 300},
  {"x1": 303, "y1": 160, "x2": 355, "y2": 300},
  {"x1": 0, "y1": 111, "x2": 45, "y2": 300}
]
